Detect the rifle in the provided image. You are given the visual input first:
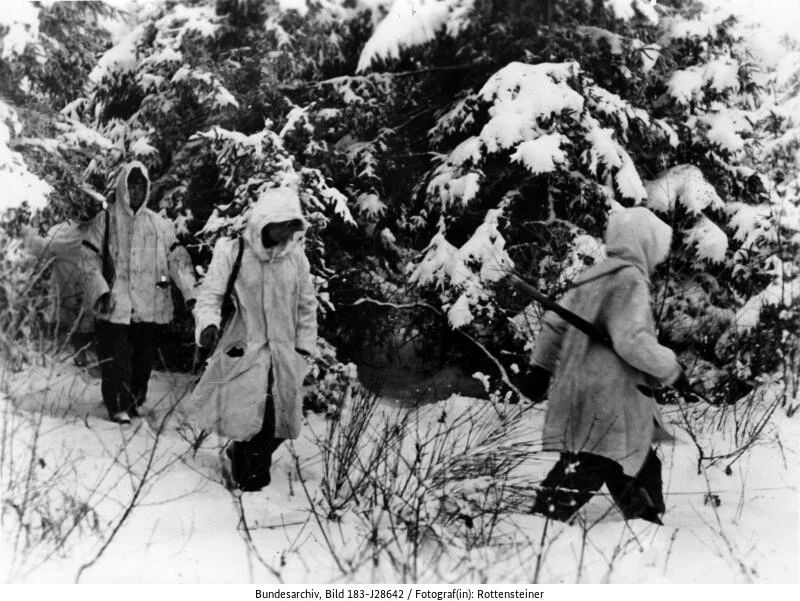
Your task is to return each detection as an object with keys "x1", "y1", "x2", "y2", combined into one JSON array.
[
  {"x1": 507, "y1": 274, "x2": 613, "y2": 348},
  {"x1": 506, "y1": 273, "x2": 711, "y2": 404}
]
